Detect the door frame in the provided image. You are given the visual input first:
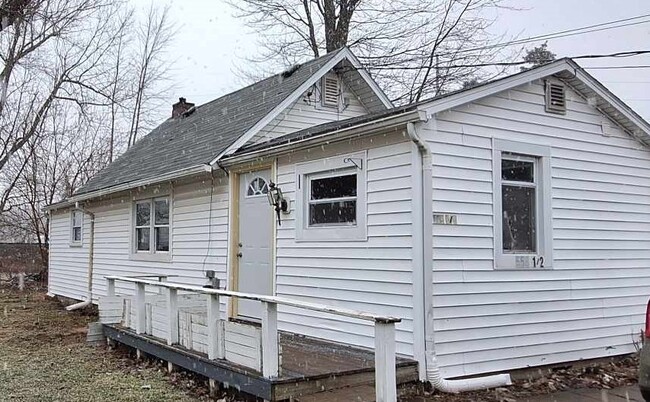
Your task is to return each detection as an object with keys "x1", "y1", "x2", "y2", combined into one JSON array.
[{"x1": 227, "y1": 160, "x2": 277, "y2": 318}]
